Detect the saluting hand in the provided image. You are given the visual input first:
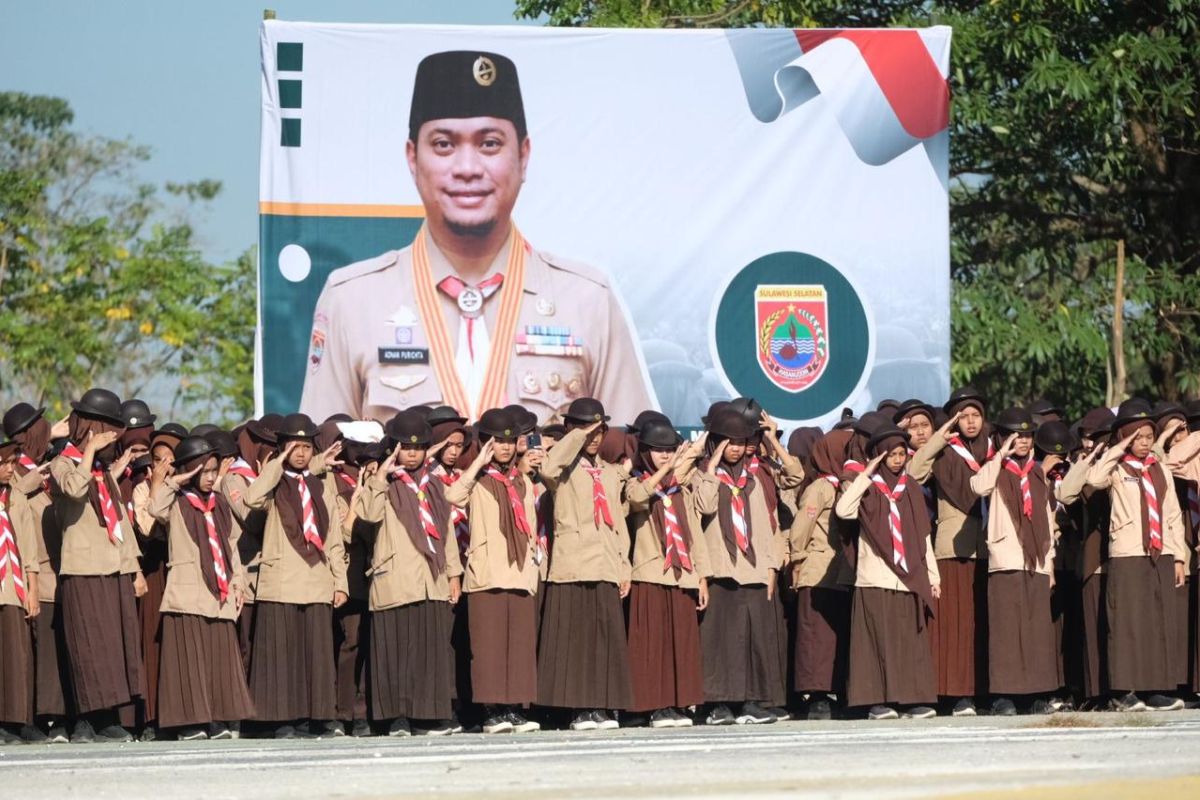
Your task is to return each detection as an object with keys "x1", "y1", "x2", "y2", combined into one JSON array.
[
  {"x1": 1115, "y1": 430, "x2": 1138, "y2": 454},
  {"x1": 863, "y1": 452, "x2": 886, "y2": 477},
  {"x1": 50, "y1": 415, "x2": 71, "y2": 440},
  {"x1": 379, "y1": 443, "x2": 404, "y2": 476},
  {"x1": 279, "y1": 440, "x2": 301, "y2": 463},
  {"x1": 939, "y1": 411, "x2": 963, "y2": 442},
  {"x1": 151, "y1": 457, "x2": 174, "y2": 486},
  {"x1": 686, "y1": 432, "x2": 709, "y2": 461},
  {"x1": 320, "y1": 441, "x2": 344, "y2": 468},
  {"x1": 217, "y1": 456, "x2": 234, "y2": 480},
  {"x1": 85, "y1": 430, "x2": 120, "y2": 453},
  {"x1": 173, "y1": 461, "x2": 205, "y2": 486},
  {"x1": 705, "y1": 439, "x2": 728, "y2": 475},
  {"x1": 1085, "y1": 441, "x2": 1107, "y2": 463},
  {"x1": 997, "y1": 433, "x2": 1019, "y2": 459},
  {"x1": 109, "y1": 448, "x2": 135, "y2": 477}
]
